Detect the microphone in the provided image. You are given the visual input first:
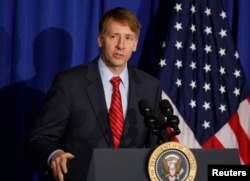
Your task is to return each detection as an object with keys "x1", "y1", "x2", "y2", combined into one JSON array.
[
  {"x1": 138, "y1": 99, "x2": 159, "y2": 136},
  {"x1": 167, "y1": 115, "x2": 181, "y2": 135},
  {"x1": 159, "y1": 99, "x2": 173, "y2": 118},
  {"x1": 159, "y1": 99, "x2": 181, "y2": 137},
  {"x1": 138, "y1": 99, "x2": 154, "y2": 118}
]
